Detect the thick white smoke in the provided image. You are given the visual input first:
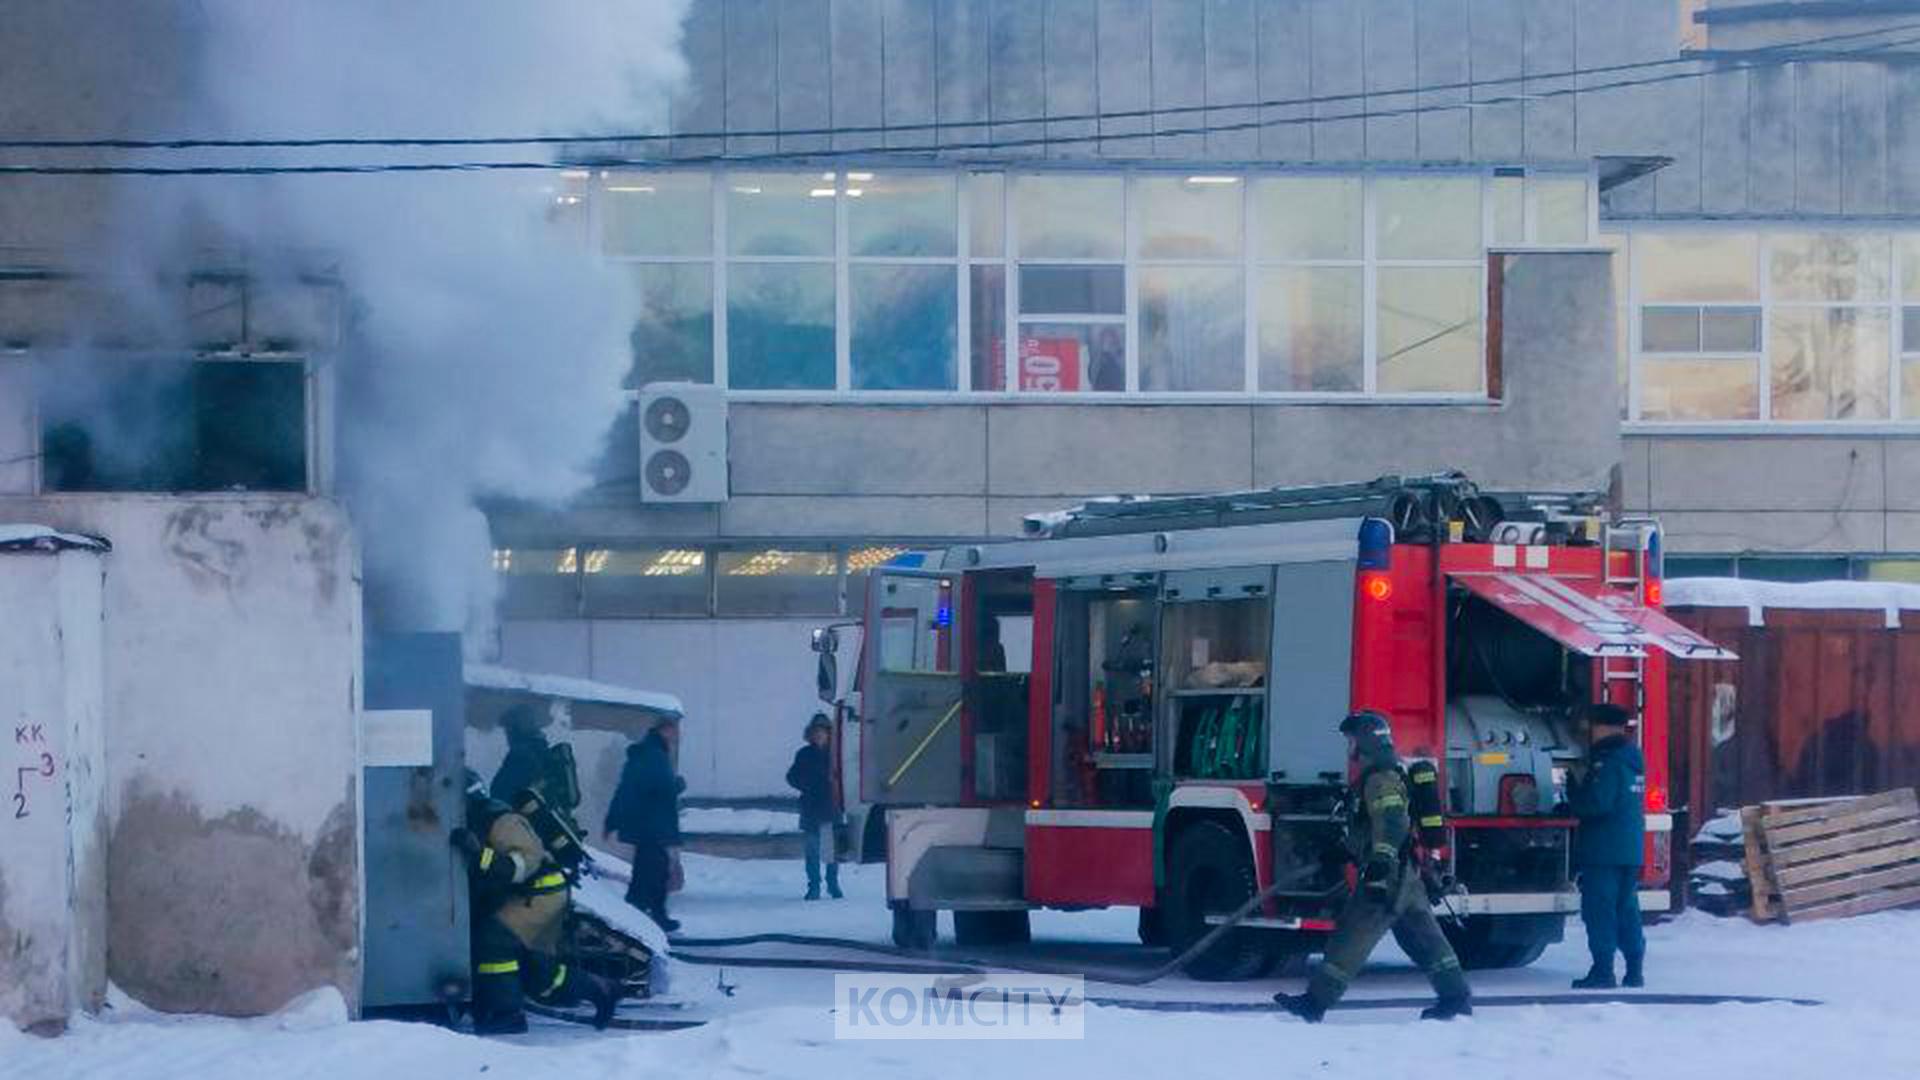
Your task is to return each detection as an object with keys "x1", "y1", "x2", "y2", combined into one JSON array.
[{"x1": 171, "y1": 2, "x2": 690, "y2": 641}]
